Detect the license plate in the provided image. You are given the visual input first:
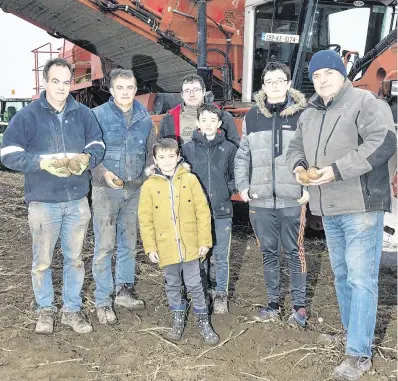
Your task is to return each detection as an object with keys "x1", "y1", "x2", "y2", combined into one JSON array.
[{"x1": 262, "y1": 33, "x2": 300, "y2": 44}]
